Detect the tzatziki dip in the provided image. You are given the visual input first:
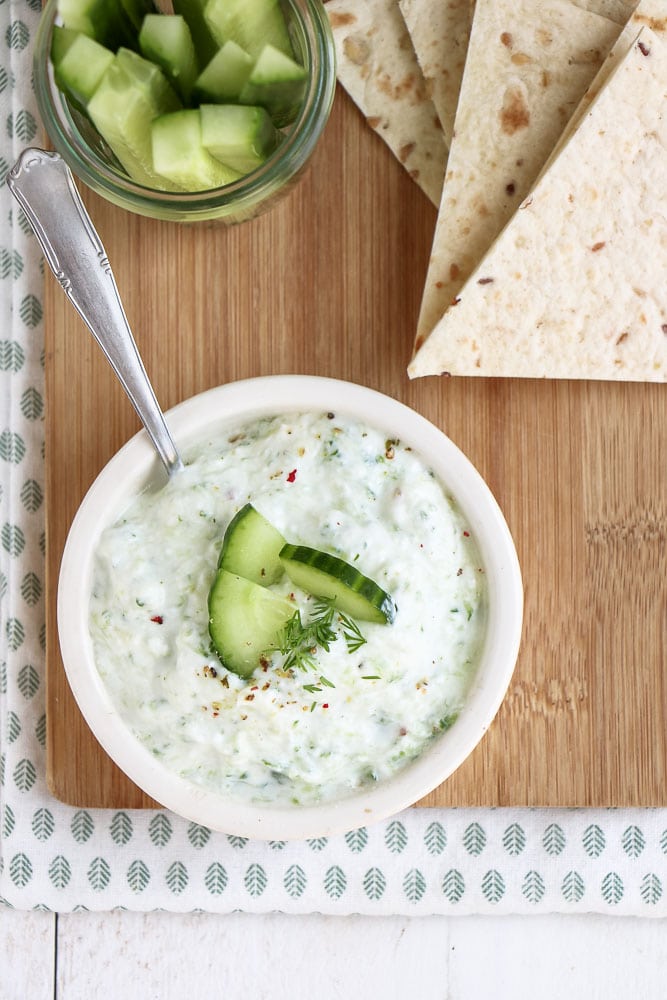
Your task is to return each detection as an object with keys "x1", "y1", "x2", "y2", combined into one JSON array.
[{"x1": 90, "y1": 411, "x2": 487, "y2": 806}]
